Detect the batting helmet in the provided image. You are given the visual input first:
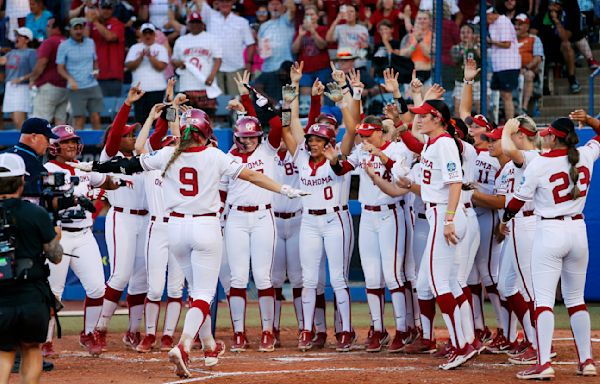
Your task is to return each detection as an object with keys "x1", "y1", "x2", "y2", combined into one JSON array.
[
  {"x1": 49, "y1": 125, "x2": 83, "y2": 157},
  {"x1": 233, "y1": 116, "x2": 263, "y2": 150},
  {"x1": 180, "y1": 108, "x2": 212, "y2": 141},
  {"x1": 317, "y1": 113, "x2": 338, "y2": 128},
  {"x1": 305, "y1": 123, "x2": 336, "y2": 147}
]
